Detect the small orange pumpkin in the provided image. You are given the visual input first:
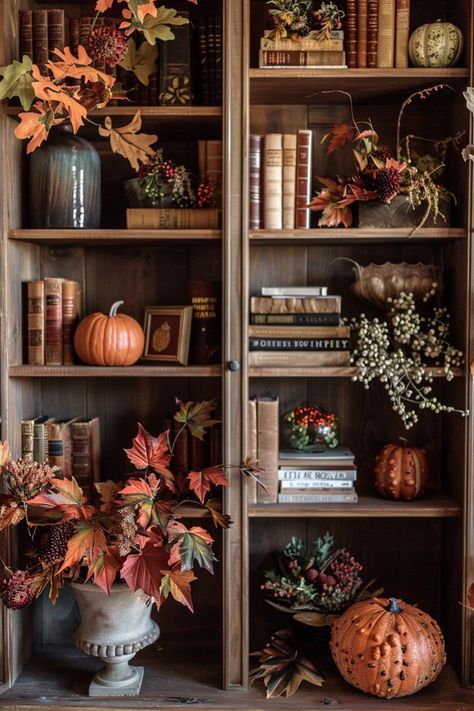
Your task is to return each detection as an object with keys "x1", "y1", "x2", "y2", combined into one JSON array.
[
  {"x1": 374, "y1": 439, "x2": 428, "y2": 501},
  {"x1": 74, "y1": 301, "x2": 145, "y2": 366},
  {"x1": 330, "y1": 597, "x2": 446, "y2": 698}
]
